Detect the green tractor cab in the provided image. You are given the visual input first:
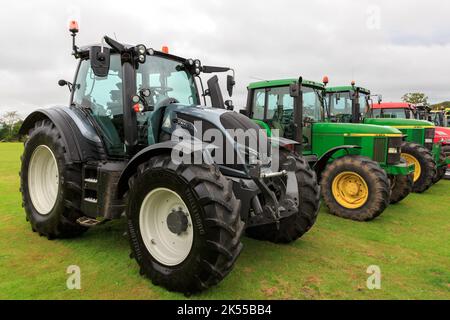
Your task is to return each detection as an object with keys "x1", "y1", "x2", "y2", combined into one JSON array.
[
  {"x1": 325, "y1": 85, "x2": 447, "y2": 191},
  {"x1": 244, "y1": 78, "x2": 414, "y2": 222},
  {"x1": 18, "y1": 23, "x2": 321, "y2": 294}
]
